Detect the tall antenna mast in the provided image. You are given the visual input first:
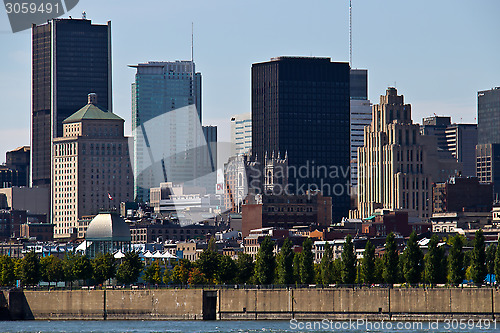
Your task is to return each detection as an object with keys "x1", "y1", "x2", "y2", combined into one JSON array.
[
  {"x1": 191, "y1": 22, "x2": 194, "y2": 63},
  {"x1": 349, "y1": 0, "x2": 352, "y2": 67}
]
